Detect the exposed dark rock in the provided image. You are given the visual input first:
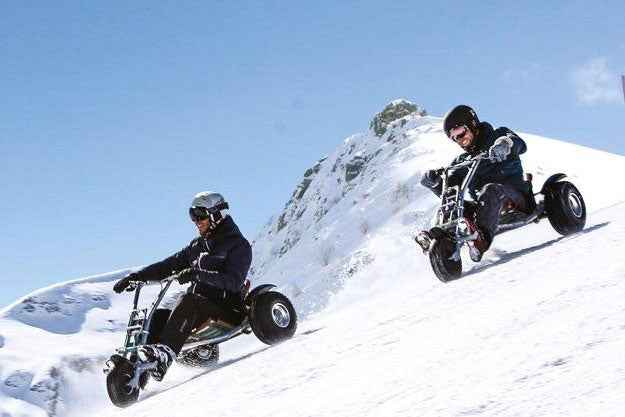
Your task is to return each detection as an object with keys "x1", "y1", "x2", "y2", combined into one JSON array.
[
  {"x1": 292, "y1": 157, "x2": 326, "y2": 200},
  {"x1": 276, "y1": 212, "x2": 287, "y2": 232},
  {"x1": 370, "y1": 99, "x2": 427, "y2": 137},
  {"x1": 345, "y1": 156, "x2": 367, "y2": 182},
  {"x1": 3, "y1": 371, "x2": 32, "y2": 389}
]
